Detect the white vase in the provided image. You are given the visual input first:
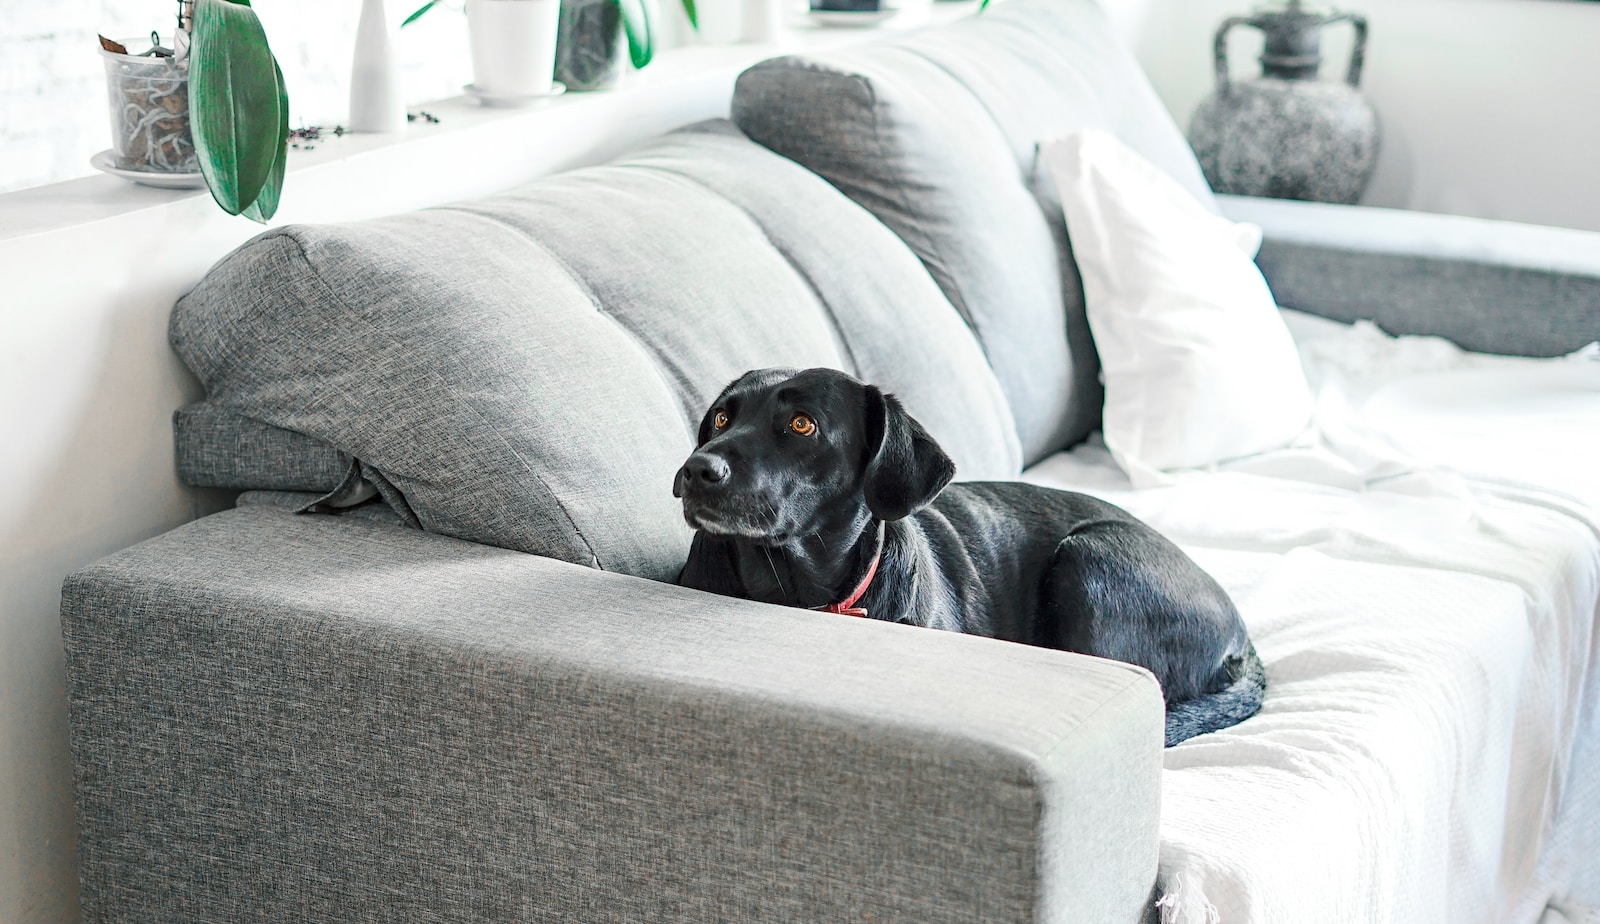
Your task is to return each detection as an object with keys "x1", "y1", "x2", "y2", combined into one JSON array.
[
  {"x1": 467, "y1": 0, "x2": 562, "y2": 97},
  {"x1": 349, "y1": 0, "x2": 406, "y2": 133}
]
